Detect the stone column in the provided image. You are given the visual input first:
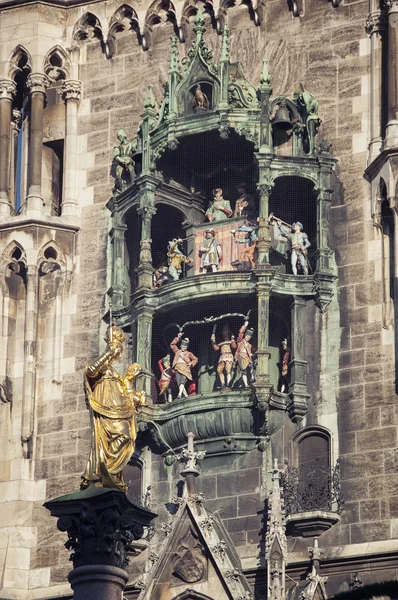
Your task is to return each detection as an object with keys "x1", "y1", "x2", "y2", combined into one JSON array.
[
  {"x1": 313, "y1": 152, "x2": 337, "y2": 312},
  {"x1": 0, "y1": 79, "x2": 16, "y2": 215},
  {"x1": 21, "y1": 264, "x2": 38, "y2": 458},
  {"x1": 287, "y1": 296, "x2": 309, "y2": 423},
  {"x1": 366, "y1": 11, "x2": 387, "y2": 161},
  {"x1": 61, "y1": 80, "x2": 81, "y2": 219},
  {"x1": 254, "y1": 276, "x2": 273, "y2": 433},
  {"x1": 9, "y1": 109, "x2": 22, "y2": 211},
  {"x1": 135, "y1": 304, "x2": 154, "y2": 398},
  {"x1": 44, "y1": 488, "x2": 156, "y2": 600},
  {"x1": 26, "y1": 73, "x2": 49, "y2": 214},
  {"x1": 385, "y1": 0, "x2": 398, "y2": 147},
  {"x1": 136, "y1": 203, "x2": 156, "y2": 290},
  {"x1": 109, "y1": 218, "x2": 128, "y2": 310},
  {"x1": 256, "y1": 181, "x2": 273, "y2": 267}
]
